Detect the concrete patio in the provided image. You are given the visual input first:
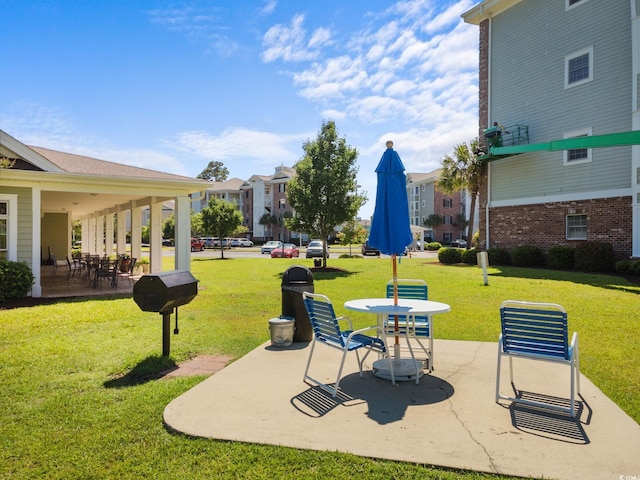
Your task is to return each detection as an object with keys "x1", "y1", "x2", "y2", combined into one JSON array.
[{"x1": 164, "y1": 338, "x2": 640, "y2": 480}]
